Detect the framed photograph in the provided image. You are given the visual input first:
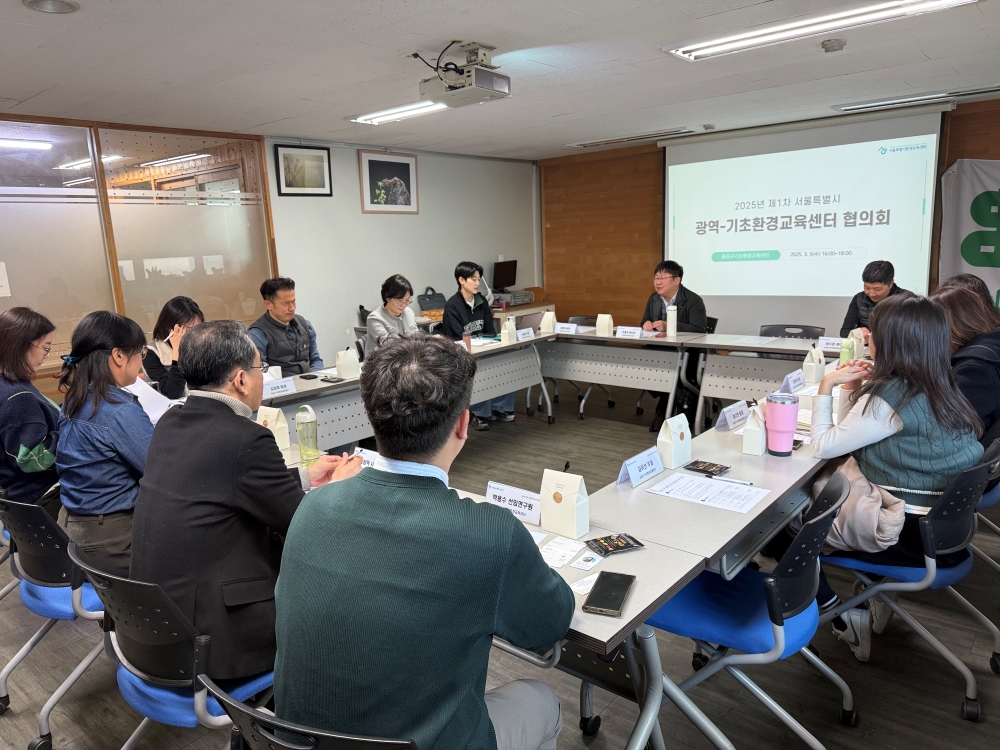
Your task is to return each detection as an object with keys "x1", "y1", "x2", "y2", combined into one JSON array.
[
  {"x1": 359, "y1": 150, "x2": 418, "y2": 214},
  {"x1": 274, "y1": 145, "x2": 332, "y2": 196}
]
